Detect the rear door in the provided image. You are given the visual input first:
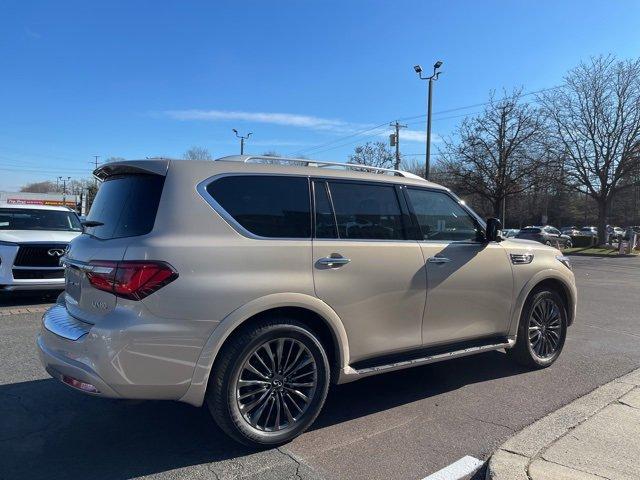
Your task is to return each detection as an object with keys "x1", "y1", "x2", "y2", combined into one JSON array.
[
  {"x1": 404, "y1": 188, "x2": 514, "y2": 347},
  {"x1": 311, "y1": 180, "x2": 426, "y2": 363},
  {"x1": 64, "y1": 168, "x2": 166, "y2": 323}
]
